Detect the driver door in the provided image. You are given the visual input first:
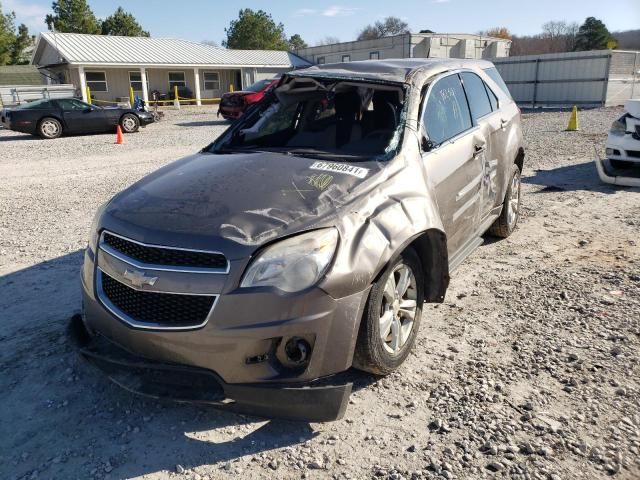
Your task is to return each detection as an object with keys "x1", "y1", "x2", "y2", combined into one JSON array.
[
  {"x1": 57, "y1": 99, "x2": 108, "y2": 133},
  {"x1": 420, "y1": 73, "x2": 485, "y2": 257}
]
